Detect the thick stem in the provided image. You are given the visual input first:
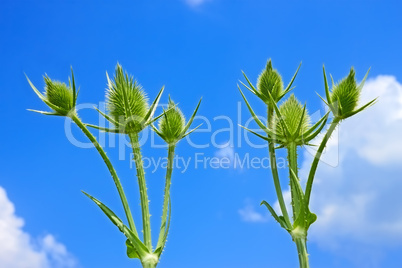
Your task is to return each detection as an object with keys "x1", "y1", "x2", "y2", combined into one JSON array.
[
  {"x1": 142, "y1": 262, "x2": 157, "y2": 268},
  {"x1": 287, "y1": 142, "x2": 300, "y2": 221},
  {"x1": 156, "y1": 144, "x2": 175, "y2": 249},
  {"x1": 129, "y1": 132, "x2": 152, "y2": 251},
  {"x1": 295, "y1": 238, "x2": 309, "y2": 268},
  {"x1": 71, "y1": 115, "x2": 138, "y2": 236},
  {"x1": 305, "y1": 118, "x2": 340, "y2": 205},
  {"x1": 267, "y1": 107, "x2": 291, "y2": 226}
]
